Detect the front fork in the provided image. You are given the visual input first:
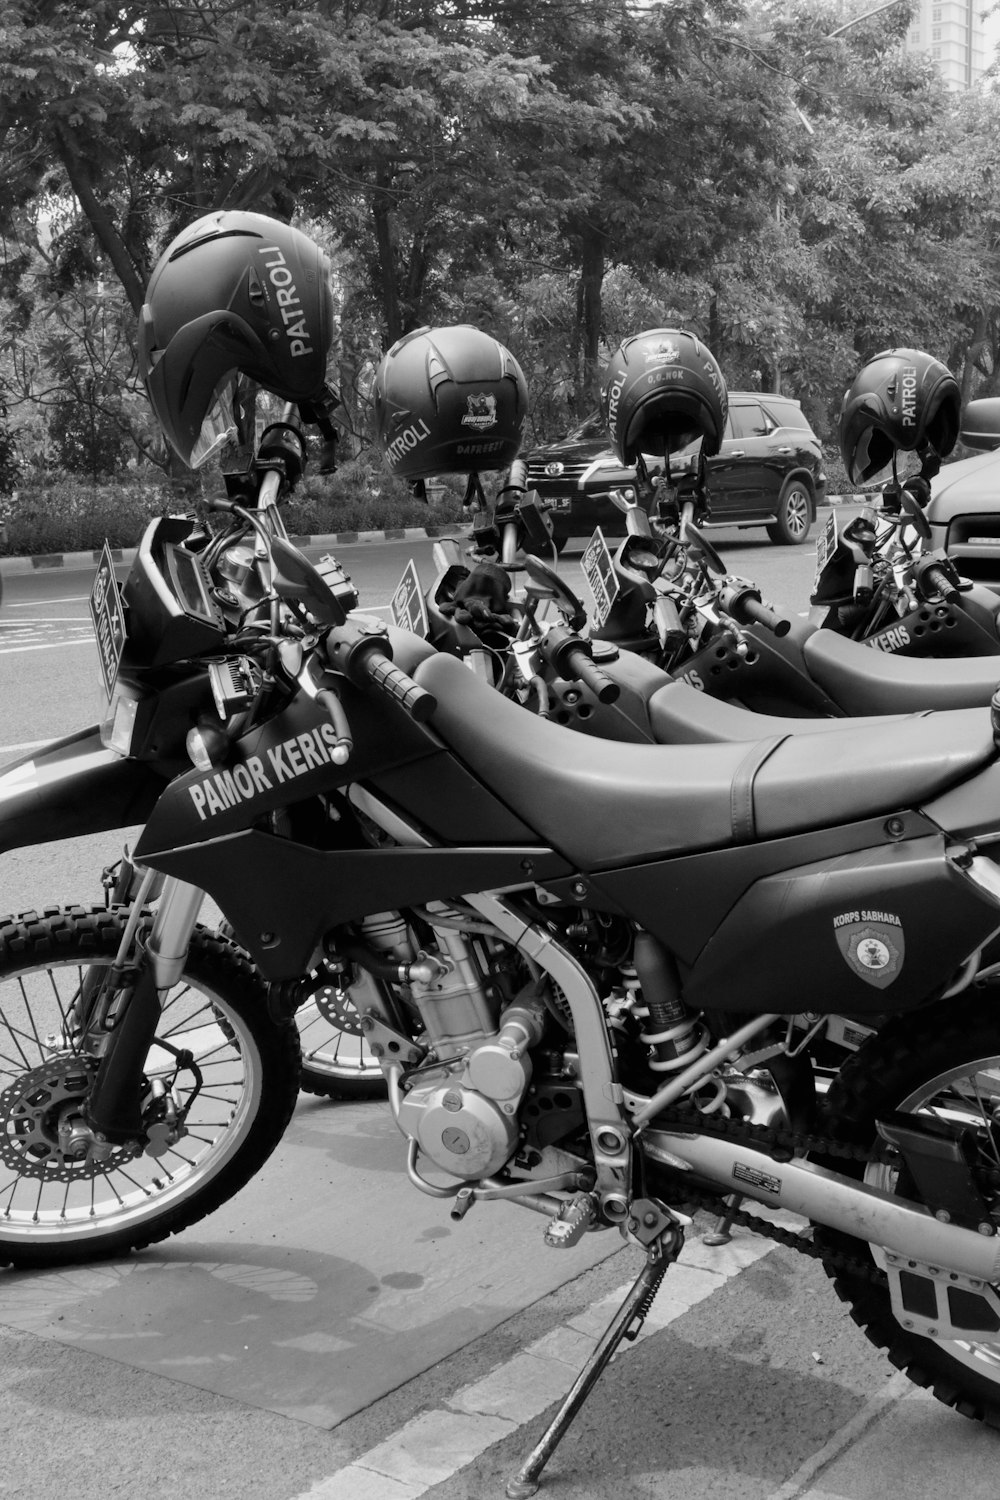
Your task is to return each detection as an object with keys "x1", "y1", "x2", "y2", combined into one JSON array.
[{"x1": 82, "y1": 873, "x2": 206, "y2": 1146}]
